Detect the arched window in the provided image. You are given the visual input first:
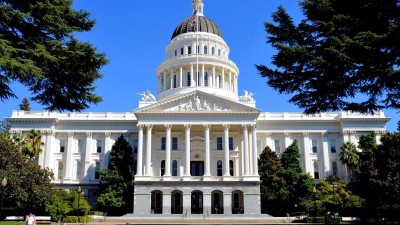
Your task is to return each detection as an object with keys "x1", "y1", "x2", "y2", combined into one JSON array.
[
  {"x1": 218, "y1": 49, "x2": 221, "y2": 56},
  {"x1": 181, "y1": 47, "x2": 184, "y2": 55},
  {"x1": 151, "y1": 190, "x2": 163, "y2": 214},
  {"x1": 188, "y1": 46, "x2": 192, "y2": 55},
  {"x1": 232, "y1": 191, "x2": 244, "y2": 214},
  {"x1": 173, "y1": 75, "x2": 177, "y2": 88},
  {"x1": 204, "y1": 72, "x2": 208, "y2": 86},
  {"x1": 197, "y1": 72, "x2": 200, "y2": 86},
  {"x1": 187, "y1": 72, "x2": 191, "y2": 86},
  {"x1": 233, "y1": 193, "x2": 240, "y2": 209},
  {"x1": 204, "y1": 46, "x2": 208, "y2": 54},
  {"x1": 212, "y1": 47, "x2": 215, "y2": 55},
  {"x1": 161, "y1": 160, "x2": 165, "y2": 176},
  {"x1": 313, "y1": 161, "x2": 319, "y2": 179},
  {"x1": 76, "y1": 160, "x2": 82, "y2": 179},
  {"x1": 172, "y1": 160, "x2": 178, "y2": 176},
  {"x1": 217, "y1": 160, "x2": 222, "y2": 176},
  {"x1": 174, "y1": 49, "x2": 177, "y2": 56},
  {"x1": 218, "y1": 75, "x2": 222, "y2": 88},
  {"x1": 197, "y1": 46, "x2": 200, "y2": 54},
  {"x1": 229, "y1": 160, "x2": 234, "y2": 176},
  {"x1": 332, "y1": 161, "x2": 338, "y2": 177}
]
